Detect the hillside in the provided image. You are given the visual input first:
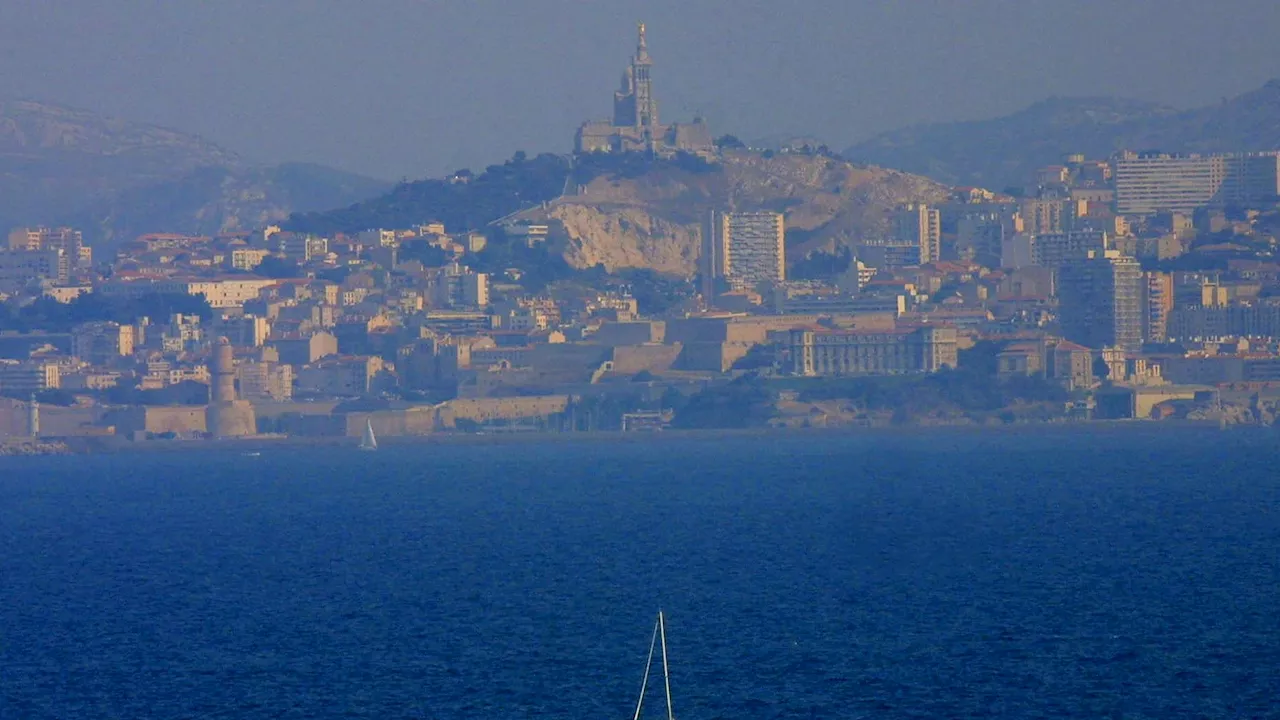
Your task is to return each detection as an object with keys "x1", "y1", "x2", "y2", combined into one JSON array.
[
  {"x1": 842, "y1": 79, "x2": 1280, "y2": 190},
  {"x1": 288, "y1": 149, "x2": 948, "y2": 278},
  {"x1": 532, "y1": 150, "x2": 950, "y2": 276},
  {"x1": 0, "y1": 100, "x2": 388, "y2": 248},
  {"x1": 285, "y1": 152, "x2": 572, "y2": 236}
]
